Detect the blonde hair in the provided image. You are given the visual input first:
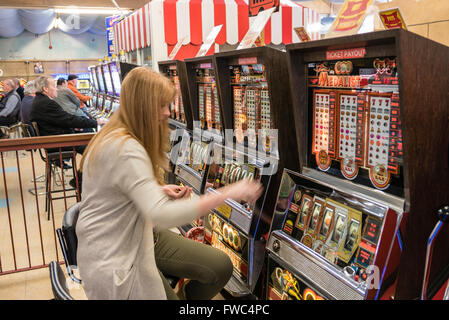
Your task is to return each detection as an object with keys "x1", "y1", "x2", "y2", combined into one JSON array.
[{"x1": 80, "y1": 67, "x2": 176, "y2": 185}]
